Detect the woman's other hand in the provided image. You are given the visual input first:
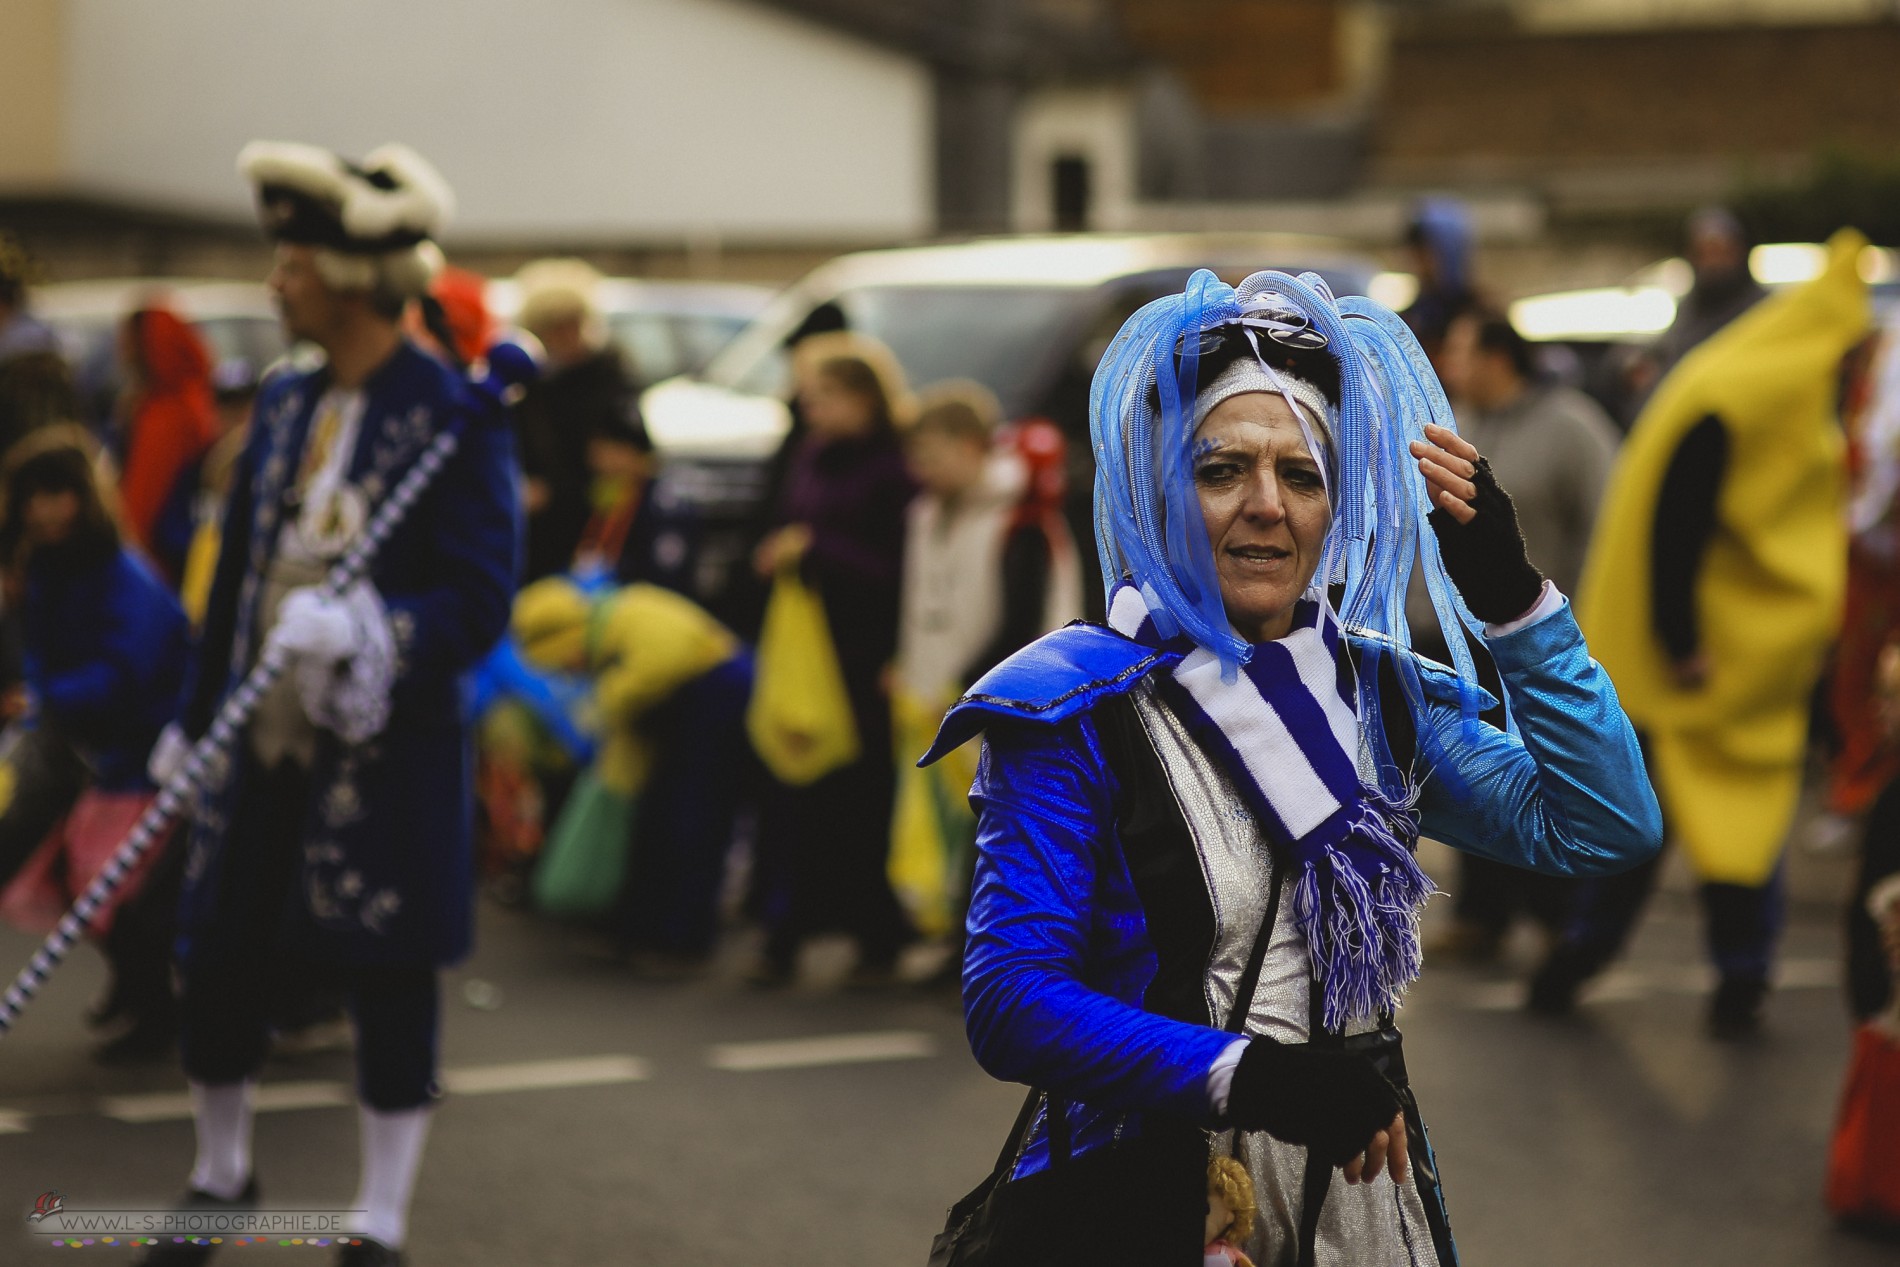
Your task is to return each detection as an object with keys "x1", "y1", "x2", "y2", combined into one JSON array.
[
  {"x1": 1225, "y1": 1038, "x2": 1405, "y2": 1180},
  {"x1": 752, "y1": 524, "x2": 813, "y2": 578},
  {"x1": 1341, "y1": 1112, "x2": 1409, "y2": 1186},
  {"x1": 1410, "y1": 423, "x2": 1545, "y2": 625}
]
